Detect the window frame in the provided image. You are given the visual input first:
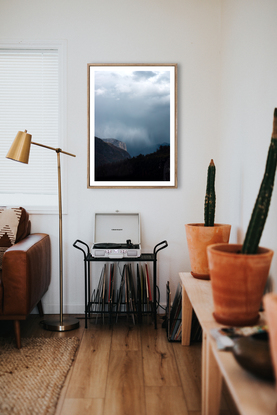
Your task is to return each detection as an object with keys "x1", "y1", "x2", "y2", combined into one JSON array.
[{"x1": 0, "y1": 39, "x2": 67, "y2": 215}]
